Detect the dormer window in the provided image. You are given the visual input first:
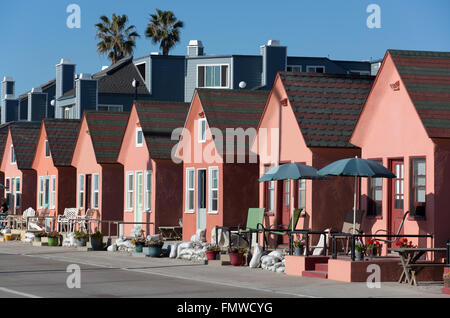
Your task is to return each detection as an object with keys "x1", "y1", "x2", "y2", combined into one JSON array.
[
  {"x1": 136, "y1": 127, "x2": 143, "y2": 147},
  {"x1": 10, "y1": 145, "x2": 16, "y2": 164},
  {"x1": 198, "y1": 118, "x2": 206, "y2": 143},
  {"x1": 45, "y1": 140, "x2": 50, "y2": 157}
]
